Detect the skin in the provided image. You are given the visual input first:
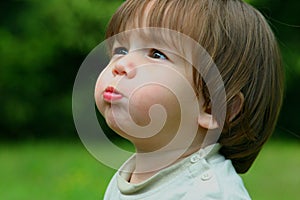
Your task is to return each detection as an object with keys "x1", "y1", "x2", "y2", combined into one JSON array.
[
  {"x1": 94, "y1": 1, "x2": 224, "y2": 184},
  {"x1": 95, "y1": 35, "x2": 195, "y2": 143},
  {"x1": 94, "y1": 32, "x2": 220, "y2": 183}
]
